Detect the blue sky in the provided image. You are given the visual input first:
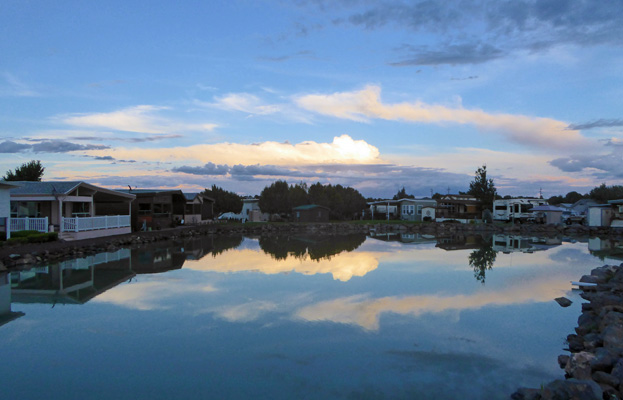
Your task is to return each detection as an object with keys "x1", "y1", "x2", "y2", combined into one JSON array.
[{"x1": 1, "y1": 0, "x2": 622, "y2": 198}]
